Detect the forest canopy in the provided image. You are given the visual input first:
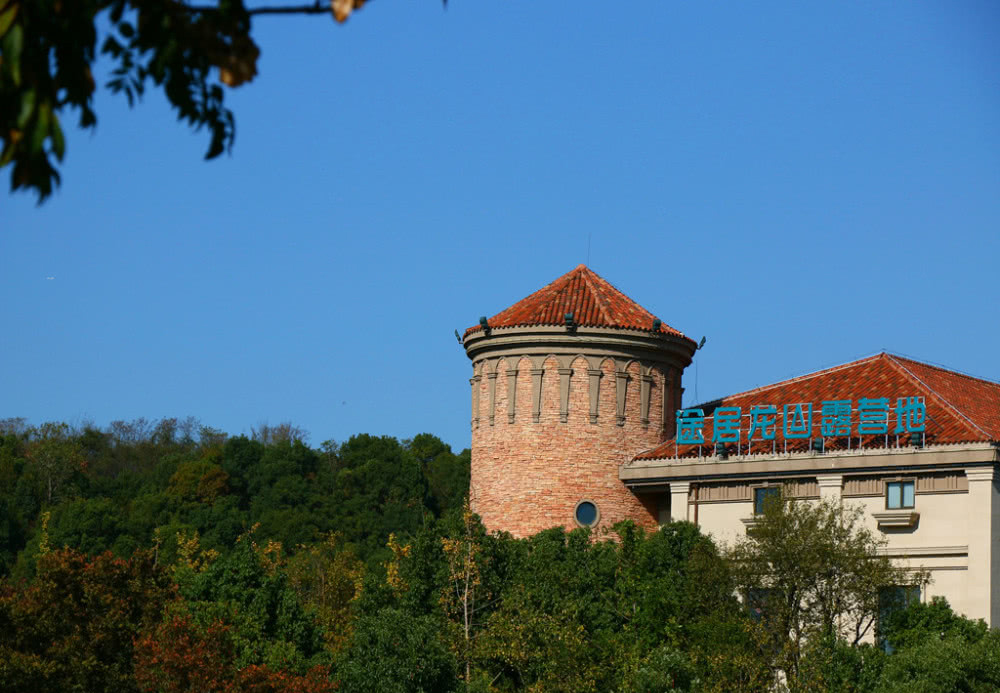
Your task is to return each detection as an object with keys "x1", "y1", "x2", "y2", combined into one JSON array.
[{"x1": 0, "y1": 416, "x2": 996, "y2": 693}]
